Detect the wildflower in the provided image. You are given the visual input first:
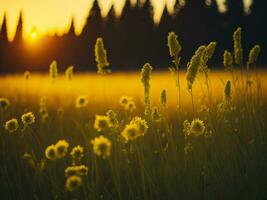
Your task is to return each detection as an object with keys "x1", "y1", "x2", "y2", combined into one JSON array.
[
  {"x1": 91, "y1": 135, "x2": 112, "y2": 159},
  {"x1": 45, "y1": 145, "x2": 57, "y2": 160},
  {"x1": 247, "y1": 45, "x2": 260, "y2": 67},
  {"x1": 75, "y1": 96, "x2": 88, "y2": 108},
  {"x1": 4, "y1": 118, "x2": 19, "y2": 133},
  {"x1": 0, "y1": 98, "x2": 10, "y2": 110},
  {"x1": 65, "y1": 165, "x2": 88, "y2": 177},
  {"x1": 95, "y1": 37, "x2": 110, "y2": 74},
  {"x1": 76, "y1": 165, "x2": 88, "y2": 176},
  {"x1": 24, "y1": 71, "x2": 30, "y2": 80},
  {"x1": 129, "y1": 117, "x2": 148, "y2": 136},
  {"x1": 186, "y1": 46, "x2": 206, "y2": 90},
  {"x1": 160, "y1": 89, "x2": 167, "y2": 107},
  {"x1": 126, "y1": 101, "x2": 136, "y2": 112},
  {"x1": 119, "y1": 96, "x2": 133, "y2": 106},
  {"x1": 167, "y1": 32, "x2": 181, "y2": 57},
  {"x1": 233, "y1": 27, "x2": 243, "y2": 65},
  {"x1": 65, "y1": 175, "x2": 82, "y2": 192},
  {"x1": 152, "y1": 107, "x2": 161, "y2": 122},
  {"x1": 55, "y1": 139, "x2": 69, "y2": 159},
  {"x1": 94, "y1": 115, "x2": 111, "y2": 132},
  {"x1": 70, "y1": 145, "x2": 84, "y2": 161},
  {"x1": 106, "y1": 110, "x2": 119, "y2": 128},
  {"x1": 224, "y1": 80, "x2": 231, "y2": 102},
  {"x1": 49, "y1": 60, "x2": 58, "y2": 81},
  {"x1": 190, "y1": 118, "x2": 205, "y2": 136},
  {"x1": 121, "y1": 124, "x2": 141, "y2": 142},
  {"x1": 223, "y1": 50, "x2": 233, "y2": 70},
  {"x1": 21, "y1": 112, "x2": 35, "y2": 125}
]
